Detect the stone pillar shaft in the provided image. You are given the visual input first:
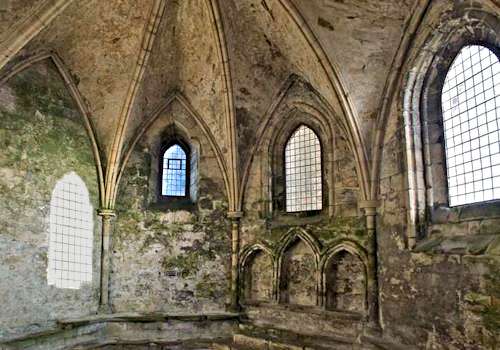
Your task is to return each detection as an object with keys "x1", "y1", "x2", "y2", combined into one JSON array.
[
  {"x1": 228, "y1": 211, "x2": 243, "y2": 312},
  {"x1": 98, "y1": 209, "x2": 116, "y2": 312},
  {"x1": 360, "y1": 201, "x2": 381, "y2": 330}
]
